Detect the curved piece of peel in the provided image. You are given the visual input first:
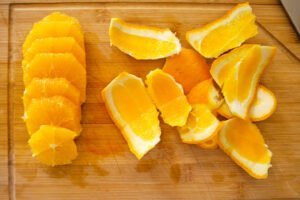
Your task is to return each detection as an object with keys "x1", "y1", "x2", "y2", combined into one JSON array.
[
  {"x1": 109, "y1": 18, "x2": 181, "y2": 60},
  {"x1": 145, "y1": 69, "x2": 191, "y2": 127},
  {"x1": 218, "y1": 118, "x2": 272, "y2": 179},
  {"x1": 102, "y1": 72, "x2": 161, "y2": 159},
  {"x1": 197, "y1": 134, "x2": 218, "y2": 149},
  {"x1": 177, "y1": 104, "x2": 221, "y2": 144},
  {"x1": 186, "y1": 2, "x2": 257, "y2": 58}
]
